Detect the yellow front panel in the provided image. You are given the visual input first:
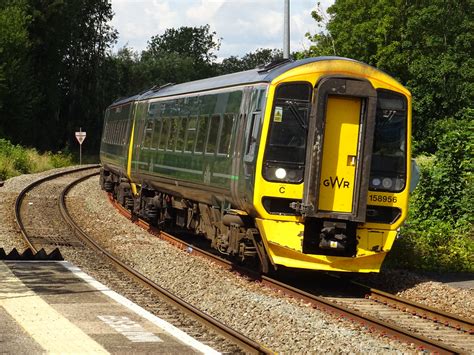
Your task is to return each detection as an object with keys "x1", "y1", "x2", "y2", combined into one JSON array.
[
  {"x1": 318, "y1": 96, "x2": 361, "y2": 213},
  {"x1": 253, "y1": 58, "x2": 412, "y2": 231},
  {"x1": 255, "y1": 218, "x2": 394, "y2": 273}
]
